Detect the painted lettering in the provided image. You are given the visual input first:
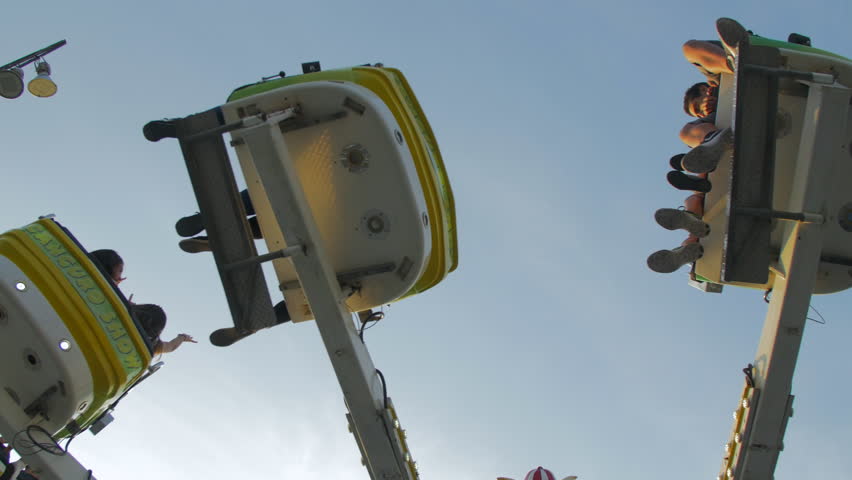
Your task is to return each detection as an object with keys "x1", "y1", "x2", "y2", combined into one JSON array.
[
  {"x1": 43, "y1": 239, "x2": 65, "y2": 257},
  {"x1": 76, "y1": 277, "x2": 96, "y2": 291},
  {"x1": 66, "y1": 265, "x2": 87, "y2": 278},
  {"x1": 98, "y1": 311, "x2": 118, "y2": 325},
  {"x1": 24, "y1": 224, "x2": 45, "y2": 235},
  {"x1": 30, "y1": 230, "x2": 52, "y2": 247},
  {"x1": 23, "y1": 222, "x2": 147, "y2": 378},
  {"x1": 56, "y1": 253, "x2": 77, "y2": 268},
  {"x1": 123, "y1": 355, "x2": 143, "y2": 371},
  {"x1": 86, "y1": 289, "x2": 105, "y2": 304},
  {"x1": 104, "y1": 320, "x2": 126, "y2": 340},
  {"x1": 115, "y1": 337, "x2": 134, "y2": 355}
]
